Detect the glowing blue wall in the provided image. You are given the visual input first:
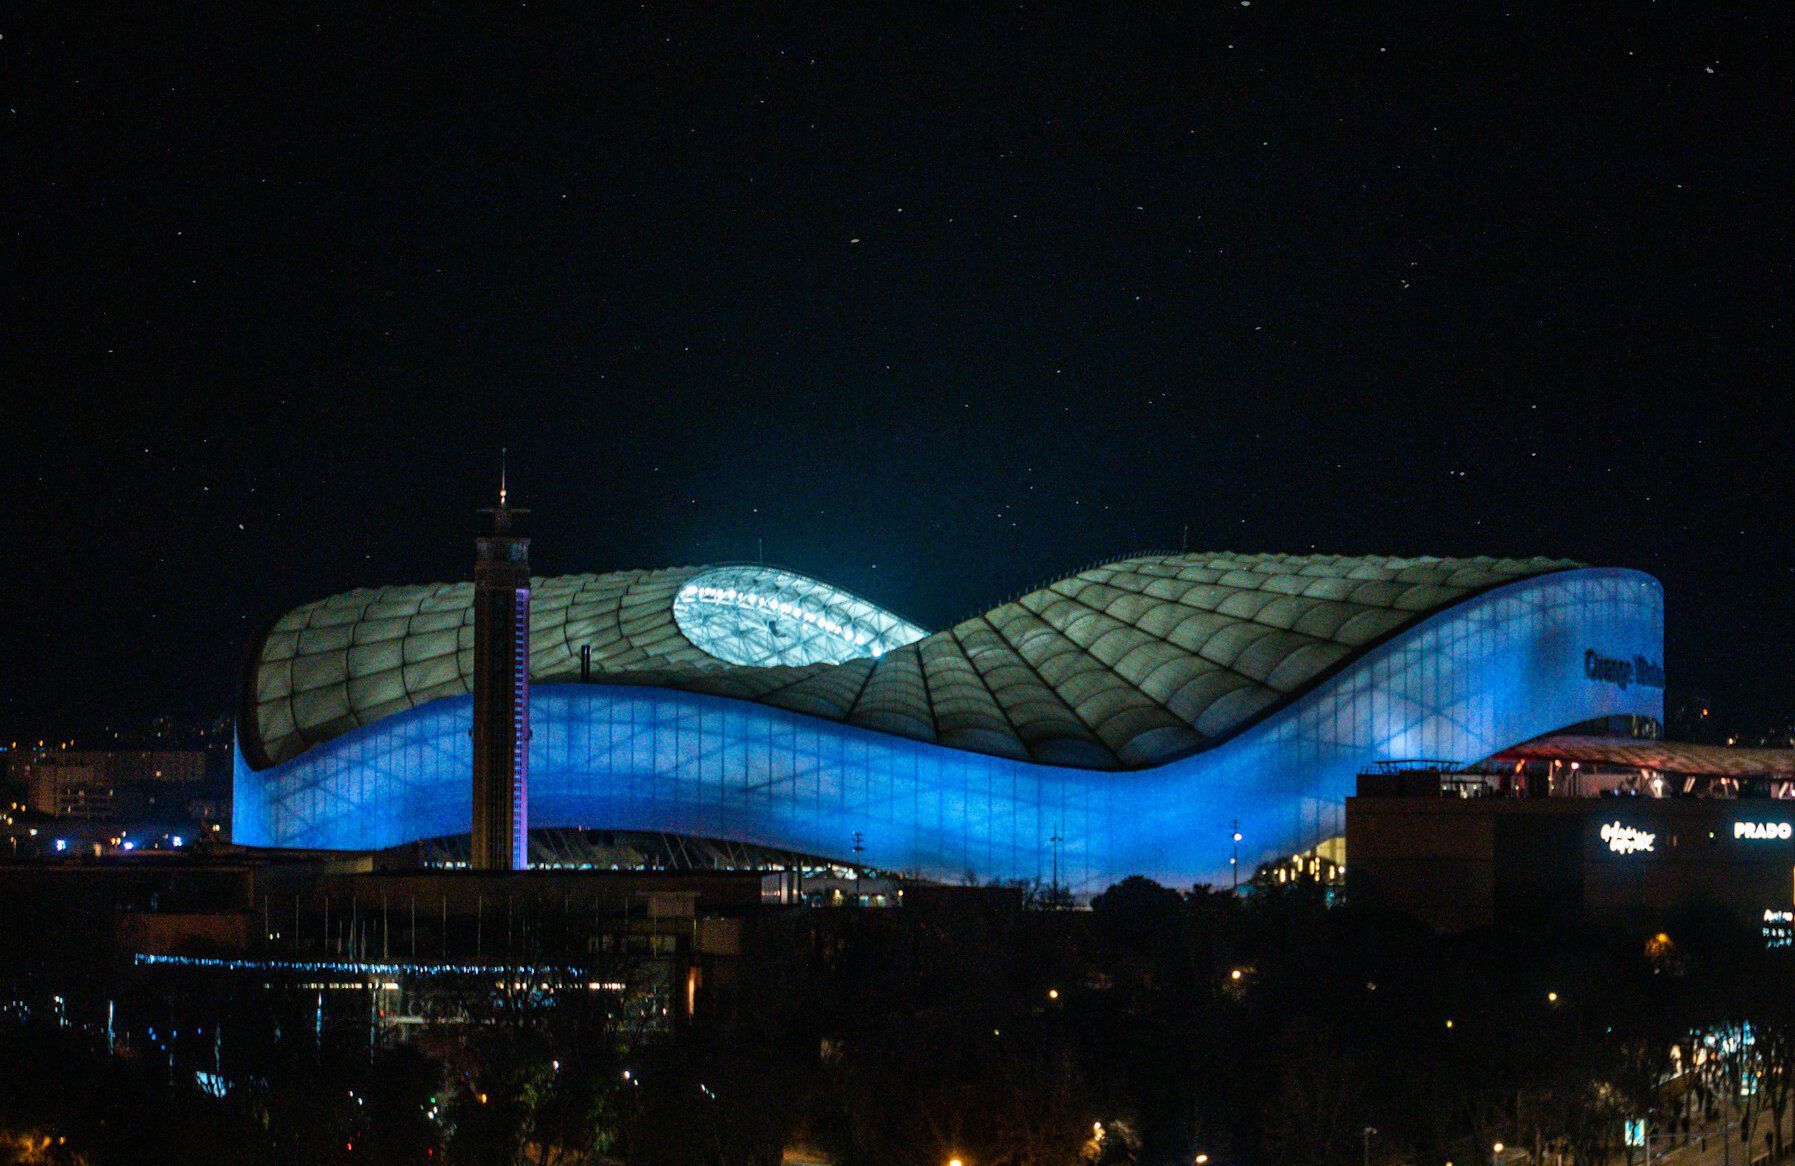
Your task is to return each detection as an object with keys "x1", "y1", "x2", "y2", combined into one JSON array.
[{"x1": 235, "y1": 569, "x2": 1663, "y2": 892}]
